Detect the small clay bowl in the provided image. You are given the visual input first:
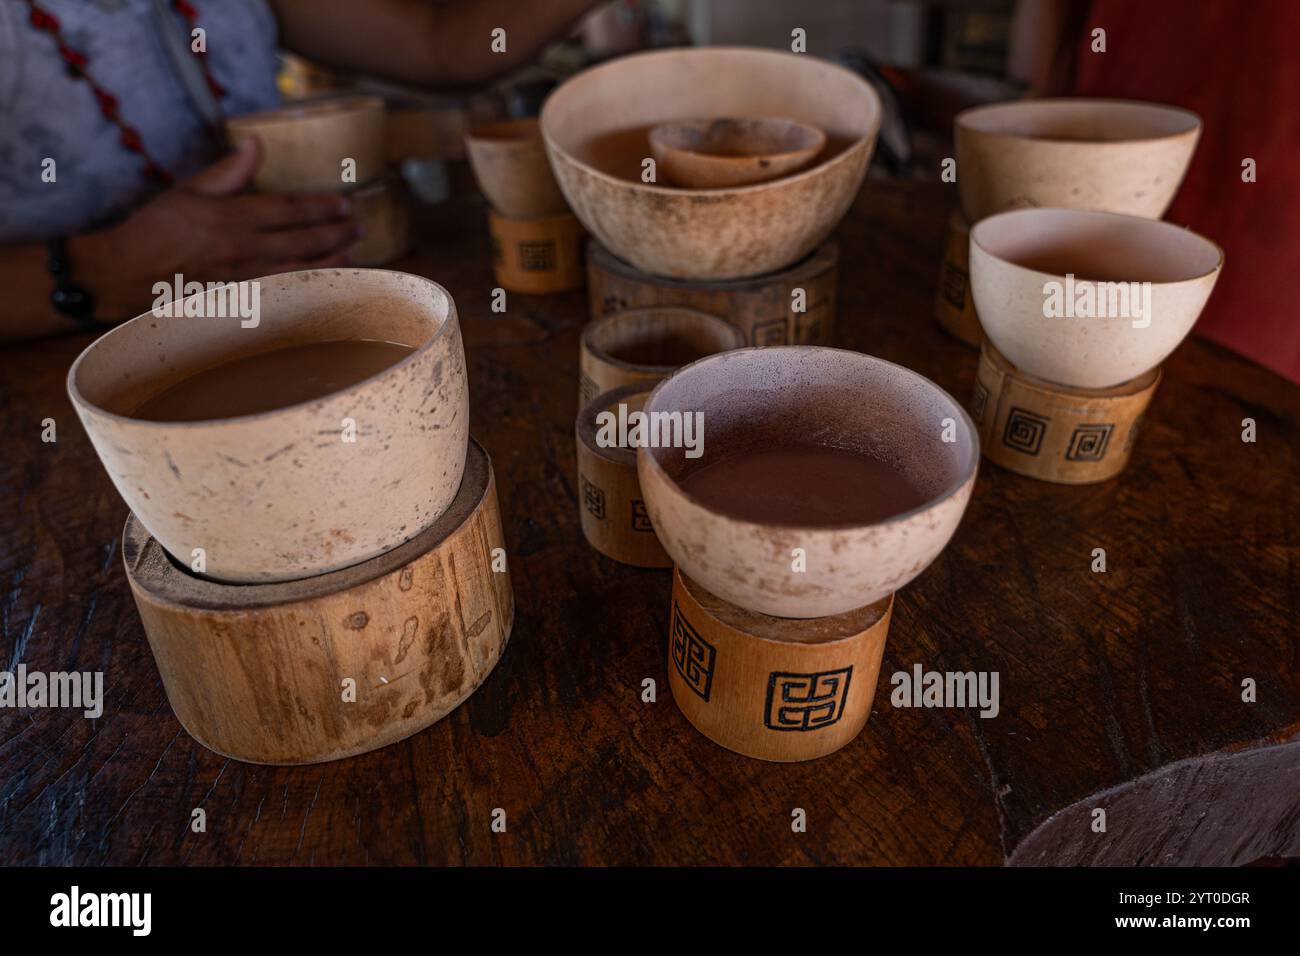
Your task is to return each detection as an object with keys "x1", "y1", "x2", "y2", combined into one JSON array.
[
  {"x1": 541, "y1": 47, "x2": 881, "y2": 281},
  {"x1": 68, "y1": 268, "x2": 469, "y2": 584},
  {"x1": 954, "y1": 98, "x2": 1201, "y2": 222},
  {"x1": 226, "y1": 95, "x2": 386, "y2": 194},
  {"x1": 465, "y1": 117, "x2": 569, "y2": 219},
  {"x1": 970, "y1": 208, "x2": 1223, "y2": 389},
  {"x1": 579, "y1": 307, "x2": 745, "y2": 405},
  {"x1": 649, "y1": 117, "x2": 826, "y2": 189},
  {"x1": 637, "y1": 347, "x2": 979, "y2": 618}
]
